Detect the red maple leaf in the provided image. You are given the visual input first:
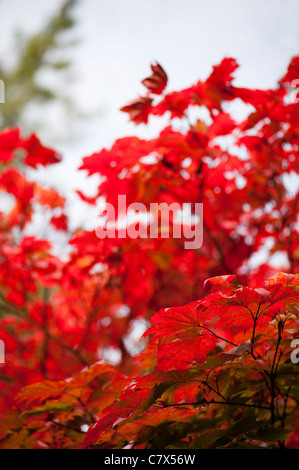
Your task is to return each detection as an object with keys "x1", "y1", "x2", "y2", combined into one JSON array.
[{"x1": 141, "y1": 61, "x2": 168, "y2": 95}]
